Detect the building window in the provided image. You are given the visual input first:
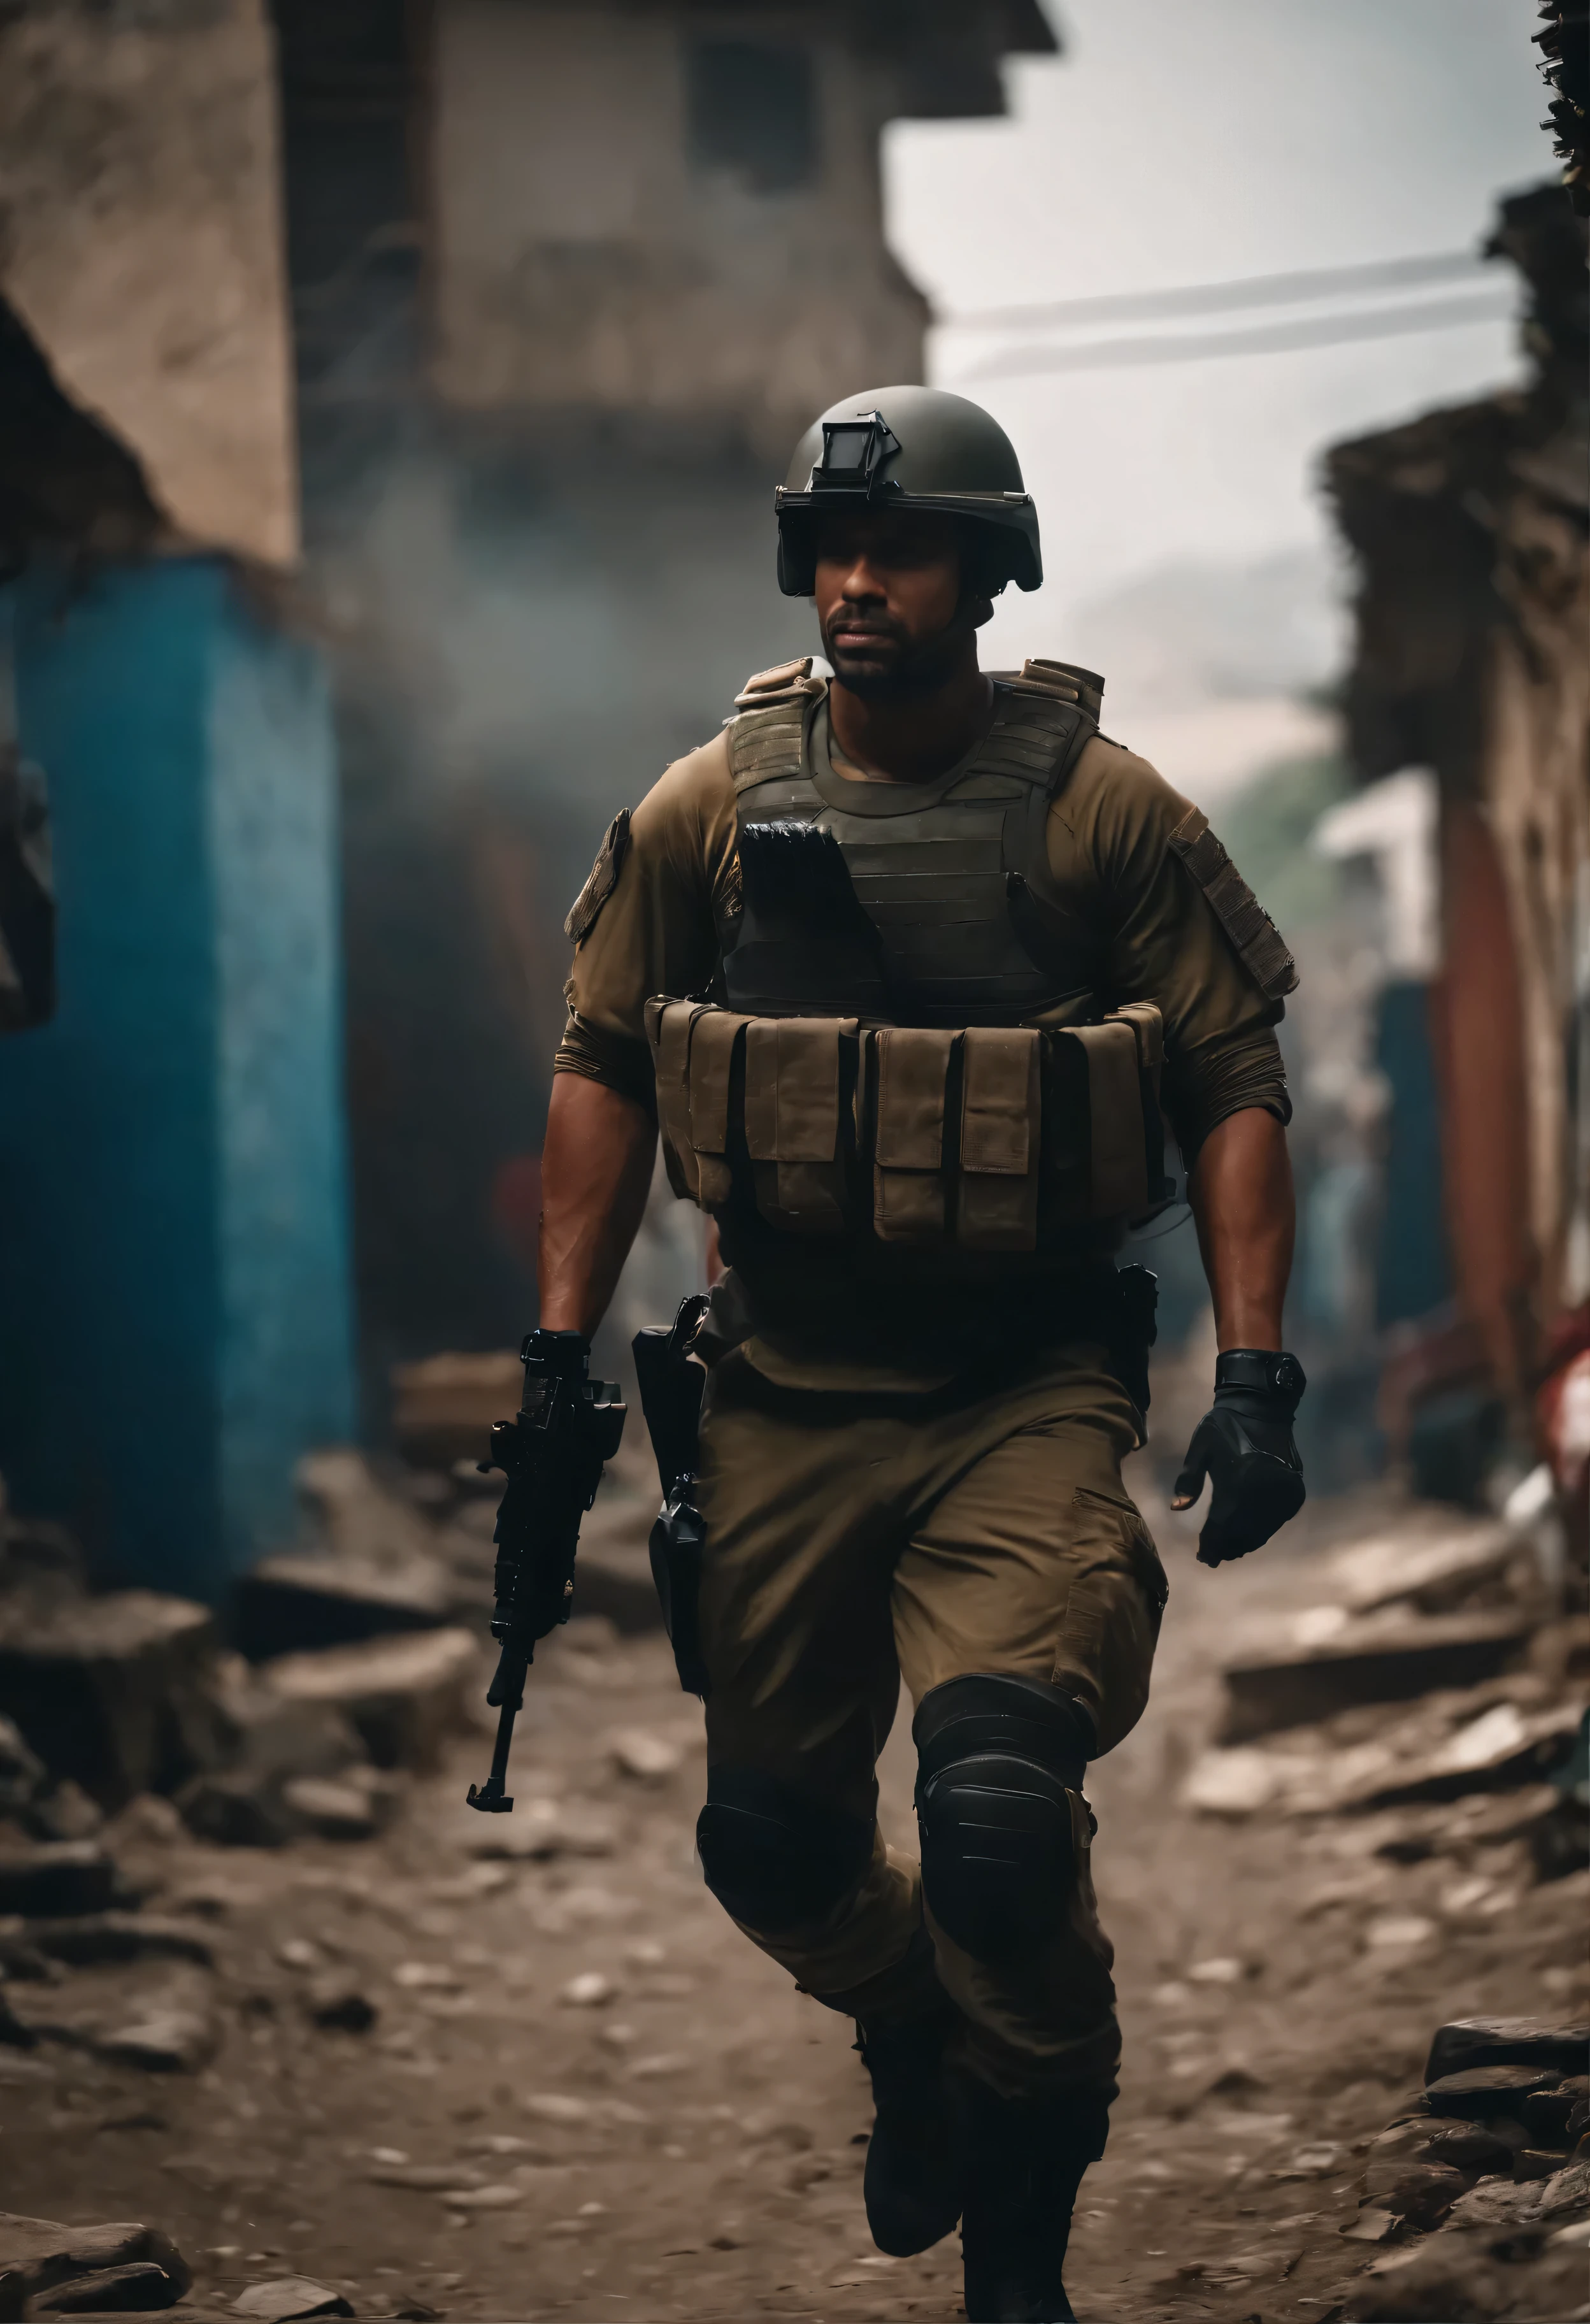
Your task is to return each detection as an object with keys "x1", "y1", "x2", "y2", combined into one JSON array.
[{"x1": 685, "y1": 38, "x2": 817, "y2": 192}]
